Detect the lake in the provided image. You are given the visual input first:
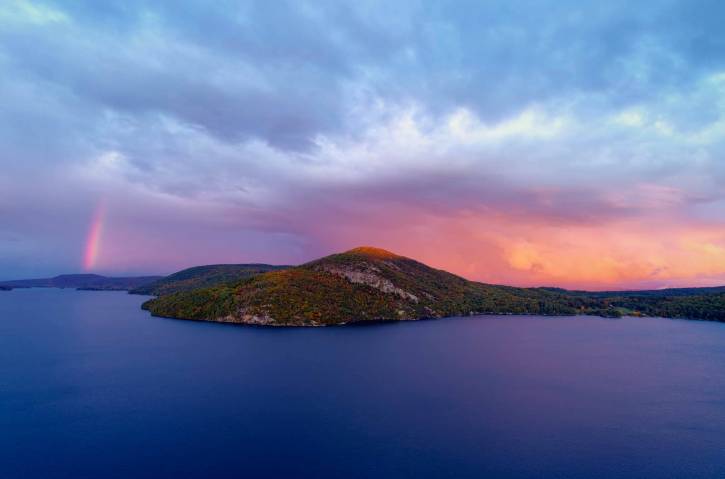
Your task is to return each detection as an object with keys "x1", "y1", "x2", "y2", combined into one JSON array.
[{"x1": 2, "y1": 288, "x2": 725, "y2": 478}]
